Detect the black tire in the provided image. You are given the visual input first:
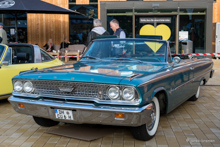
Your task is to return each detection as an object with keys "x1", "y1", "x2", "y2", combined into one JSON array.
[
  {"x1": 33, "y1": 116, "x2": 59, "y2": 127},
  {"x1": 130, "y1": 97, "x2": 160, "y2": 141},
  {"x1": 188, "y1": 81, "x2": 203, "y2": 101}
]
